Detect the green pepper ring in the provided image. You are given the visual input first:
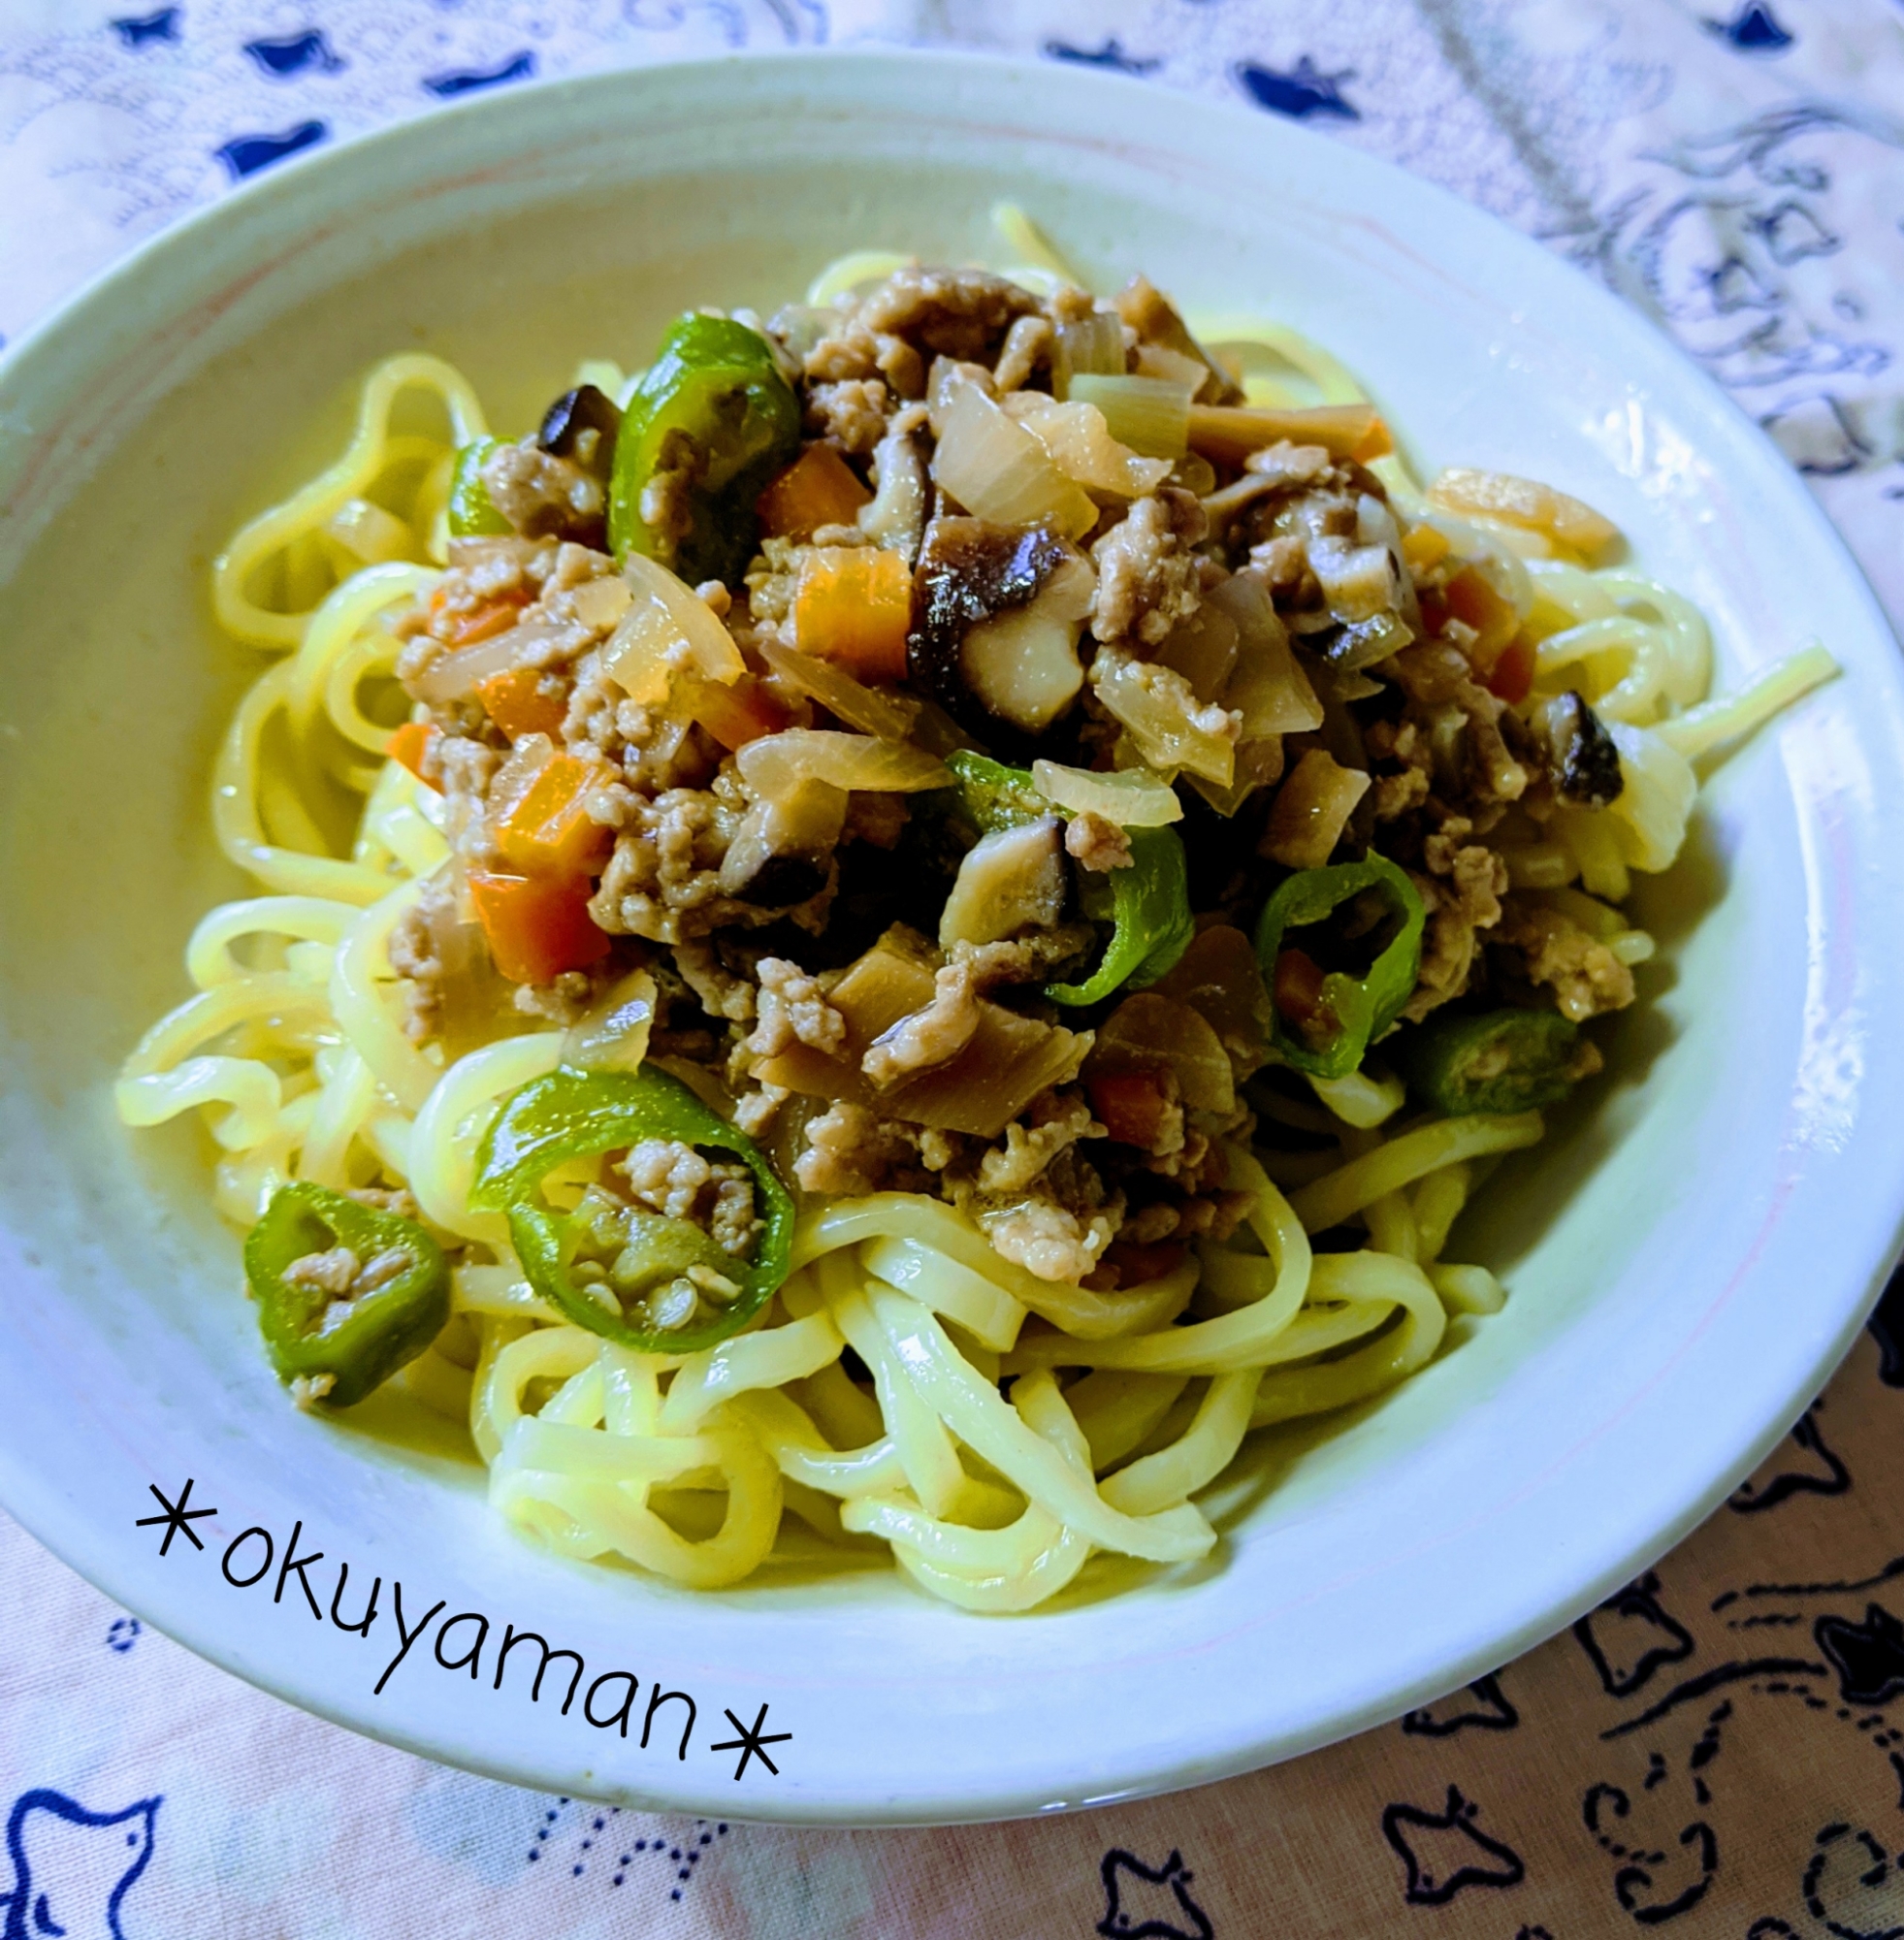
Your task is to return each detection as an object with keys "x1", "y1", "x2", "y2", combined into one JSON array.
[
  {"x1": 446, "y1": 437, "x2": 511, "y2": 539},
  {"x1": 244, "y1": 1180, "x2": 449, "y2": 1407},
  {"x1": 1253, "y1": 854, "x2": 1426, "y2": 1081},
  {"x1": 470, "y1": 1064, "x2": 797, "y2": 1353},
  {"x1": 606, "y1": 314, "x2": 801, "y2": 585},
  {"x1": 1394, "y1": 1005, "x2": 1583, "y2": 1117}
]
